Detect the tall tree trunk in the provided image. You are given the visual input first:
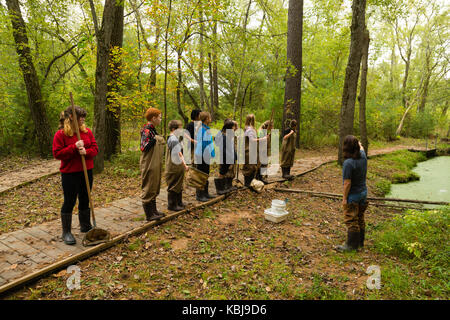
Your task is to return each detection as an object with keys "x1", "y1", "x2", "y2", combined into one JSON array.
[
  {"x1": 104, "y1": 2, "x2": 124, "y2": 160},
  {"x1": 358, "y1": 28, "x2": 370, "y2": 154},
  {"x1": 90, "y1": 0, "x2": 117, "y2": 173},
  {"x1": 176, "y1": 50, "x2": 189, "y2": 125},
  {"x1": 212, "y1": 22, "x2": 219, "y2": 111},
  {"x1": 338, "y1": 0, "x2": 366, "y2": 165},
  {"x1": 390, "y1": 39, "x2": 395, "y2": 87},
  {"x1": 283, "y1": 0, "x2": 303, "y2": 149},
  {"x1": 199, "y1": 10, "x2": 205, "y2": 110},
  {"x1": 208, "y1": 52, "x2": 215, "y2": 120},
  {"x1": 6, "y1": 0, "x2": 53, "y2": 157},
  {"x1": 233, "y1": 0, "x2": 252, "y2": 119},
  {"x1": 163, "y1": 0, "x2": 172, "y2": 139}
]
